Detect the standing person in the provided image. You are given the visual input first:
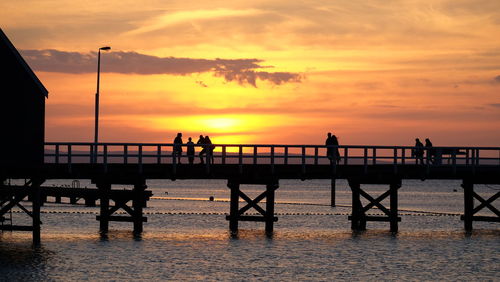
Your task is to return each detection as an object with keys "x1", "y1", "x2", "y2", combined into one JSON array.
[
  {"x1": 331, "y1": 134, "x2": 341, "y2": 164},
  {"x1": 187, "y1": 137, "x2": 195, "y2": 165},
  {"x1": 205, "y1": 135, "x2": 215, "y2": 164},
  {"x1": 425, "y1": 138, "x2": 434, "y2": 164},
  {"x1": 414, "y1": 138, "x2": 424, "y2": 165},
  {"x1": 173, "y1": 133, "x2": 183, "y2": 164},
  {"x1": 325, "y1": 132, "x2": 333, "y2": 163},
  {"x1": 197, "y1": 135, "x2": 206, "y2": 164}
]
